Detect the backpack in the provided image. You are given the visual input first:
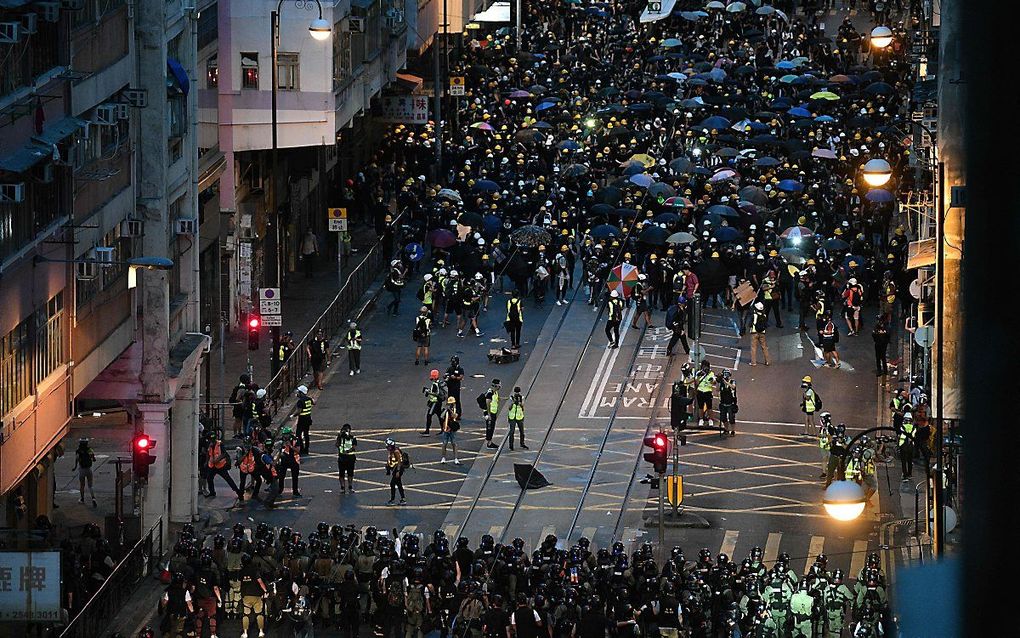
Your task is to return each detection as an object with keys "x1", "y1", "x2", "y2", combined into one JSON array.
[
  {"x1": 402, "y1": 451, "x2": 411, "y2": 468},
  {"x1": 406, "y1": 584, "x2": 425, "y2": 615},
  {"x1": 476, "y1": 392, "x2": 488, "y2": 410},
  {"x1": 387, "y1": 579, "x2": 404, "y2": 608}
]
